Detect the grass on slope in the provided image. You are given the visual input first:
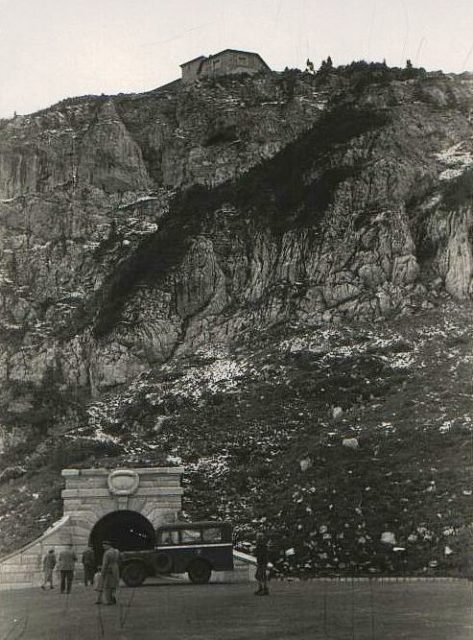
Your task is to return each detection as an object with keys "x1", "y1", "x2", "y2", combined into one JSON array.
[{"x1": 1, "y1": 304, "x2": 471, "y2": 576}]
